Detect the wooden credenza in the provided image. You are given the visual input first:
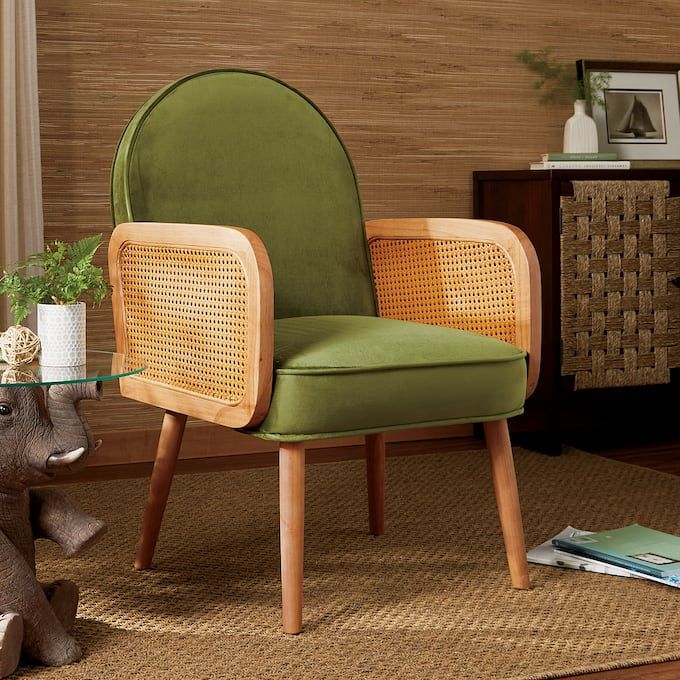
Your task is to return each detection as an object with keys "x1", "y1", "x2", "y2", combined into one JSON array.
[{"x1": 473, "y1": 169, "x2": 680, "y2": 449}]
